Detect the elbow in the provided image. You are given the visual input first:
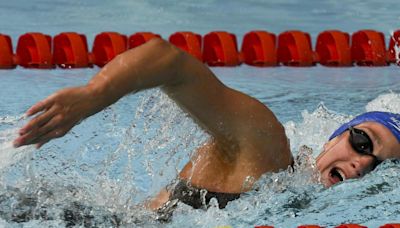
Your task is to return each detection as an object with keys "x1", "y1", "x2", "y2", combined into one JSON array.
[
  {"x1": 148, "y1": 38, "x2": 187, "y2": 85},
  {"x1": 148, "y1": 38, "x2": 184, "y2": 64}
]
